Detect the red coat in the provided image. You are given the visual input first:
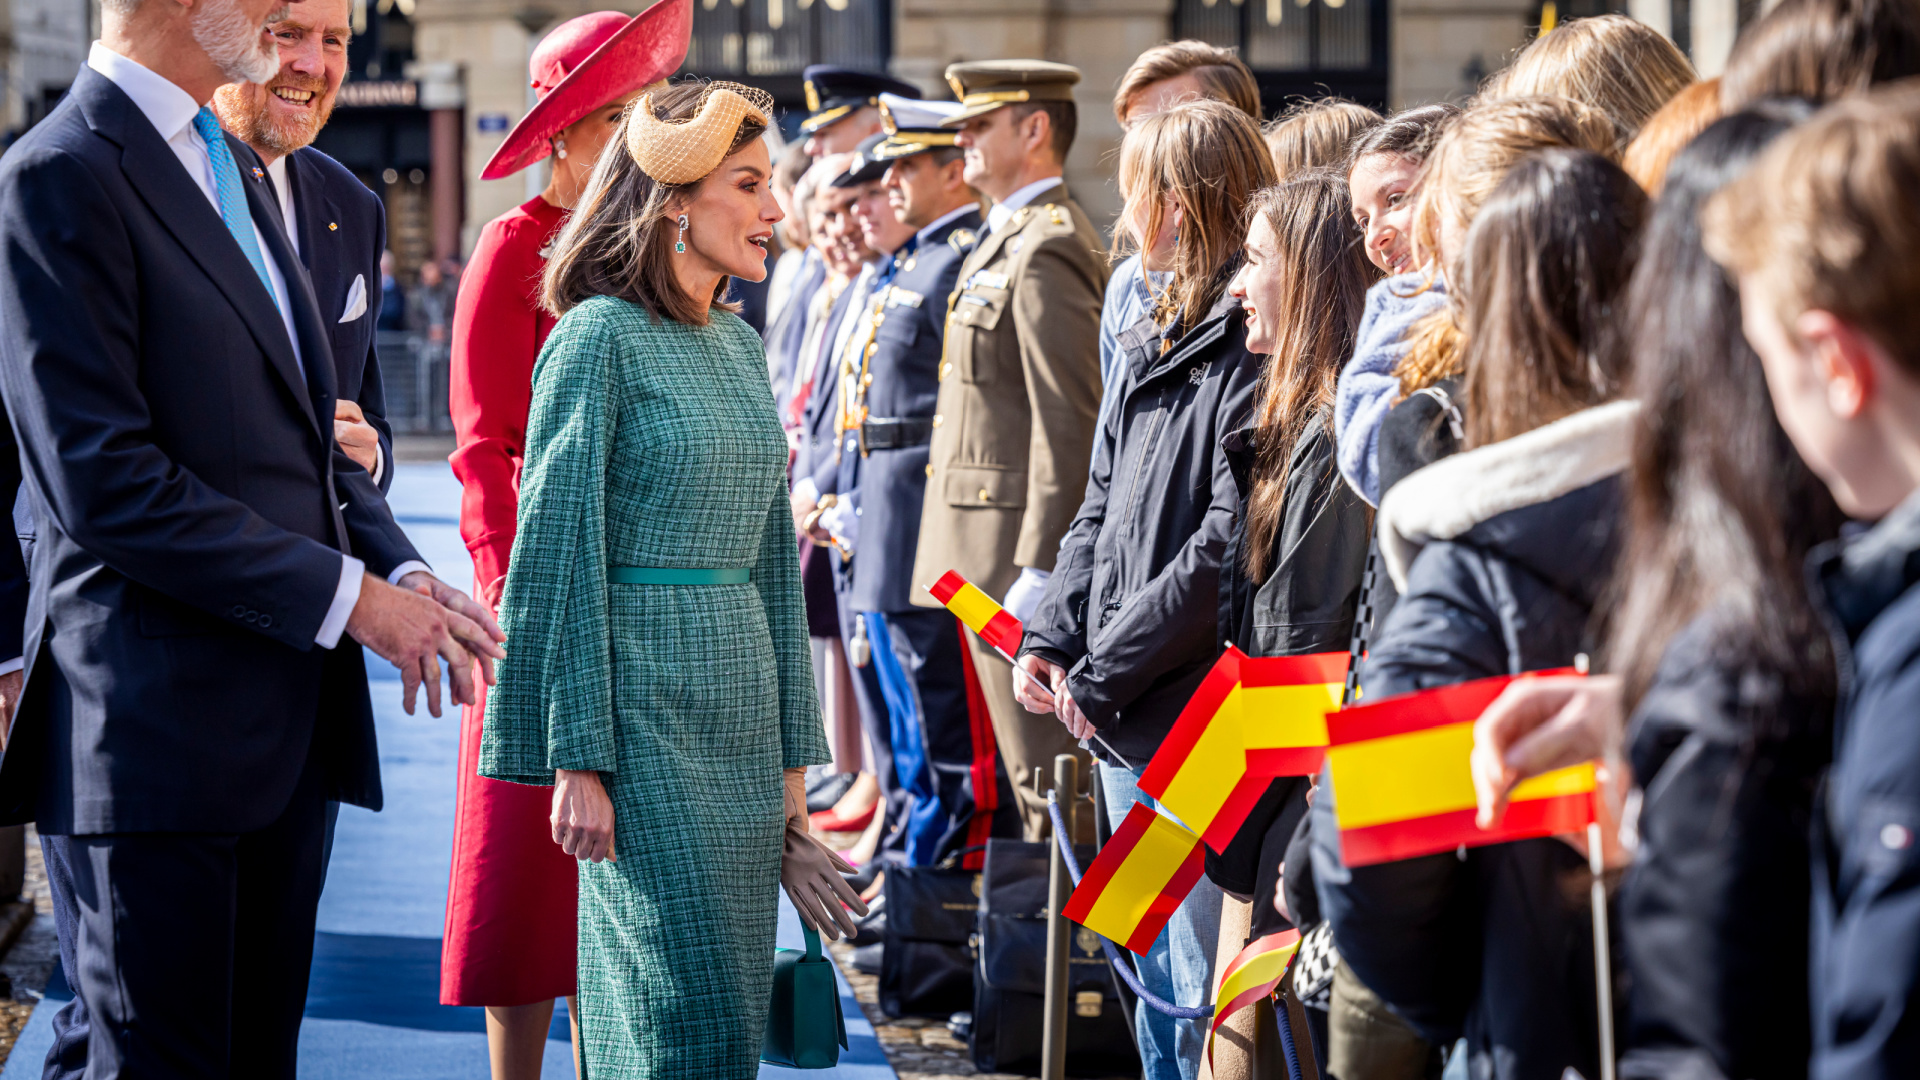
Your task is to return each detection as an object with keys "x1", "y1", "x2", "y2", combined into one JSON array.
[{"x1": 441, "y1": 196, "x2": 578, "y2": 1007}]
